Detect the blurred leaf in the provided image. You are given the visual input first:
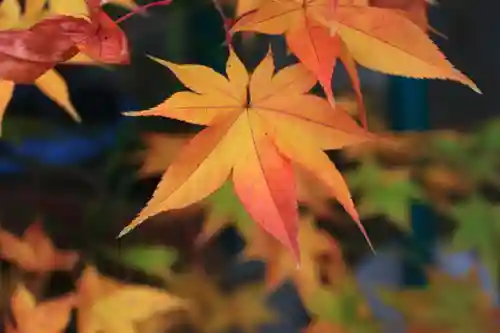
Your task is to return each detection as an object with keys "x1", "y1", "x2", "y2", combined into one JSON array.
[
  {"x1": 197, "y1": 180, "x2": 255, "y2": 245},
  {"x1": 472, "y1": 118, "x2": 500, "y2": 153},
  {"x1": 77, "y1": 265, "x2": 186, "y2": 333},
  {"x1": 0, "y1": 219, "x2": 79, "y2": 273},
  {"x1": 447, "y1": 195, "x2": 500, "y2": 283},
  {"x1": 304, "y1": 276, "x2": 381, "y2": 333},
  {"x1": 135, "y1": 132, "x2": 192, "y2": 177},
  {"x1": 199, "y1": 185, "x2": 346, "y2": 301},
  {"x1": 430, "y1": 131, "x2": 500, "y2": 184},
  {"x1": 243, "y1": 215, "x2": 346, "y2": 300},
  {"x1": 380, "y1": 269, "x2": 499, "y2": 333},
  {"x1": 347, "y1": 158, "x2": 423, "y2": 230},
  {"x1": 170, "y1": 273, "x2": 277, "y2": 333},
  {"x1": 6, "y1": 284, "x2": 76, "y2": 333},
  {"x1": 105, "y1": 245, "x2": 178, "y2": 277}
]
